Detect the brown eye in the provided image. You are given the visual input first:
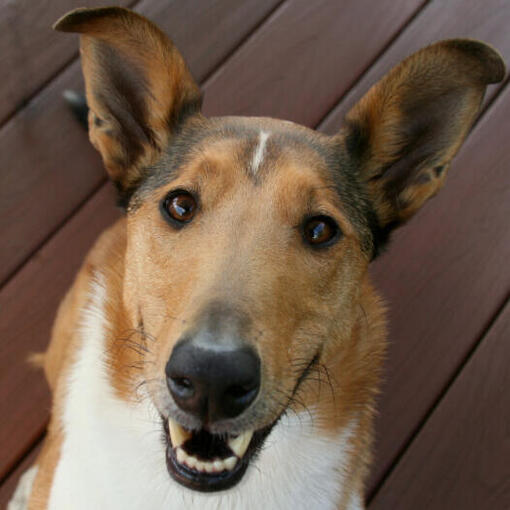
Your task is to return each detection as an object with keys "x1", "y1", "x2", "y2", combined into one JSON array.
[
  {"x1": 162, "y1": 191, "x2": 197, "y2": 226},
  {"x1": 302, "y1": 215, "x2": 340, "y2": 247}
]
